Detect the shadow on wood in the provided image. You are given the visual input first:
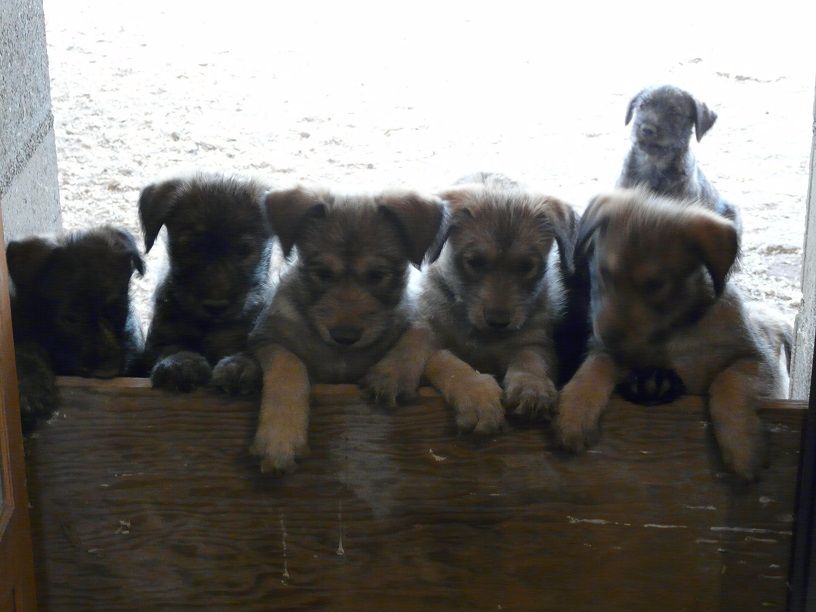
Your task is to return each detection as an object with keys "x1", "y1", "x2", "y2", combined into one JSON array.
[{"x1": 26, "y1": 378, "x2": 804, "y2": 610}]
